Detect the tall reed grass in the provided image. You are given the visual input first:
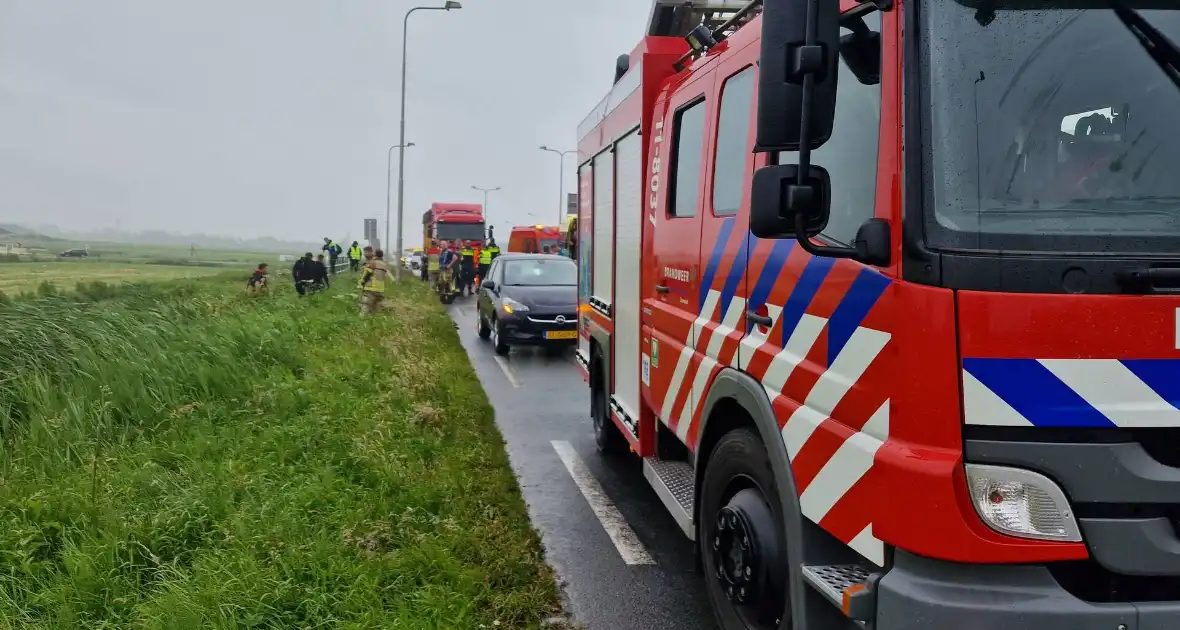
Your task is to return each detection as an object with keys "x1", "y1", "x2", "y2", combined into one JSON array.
[{"x1": 0, "y1": 277, "x2": 558, "y2": 629}]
